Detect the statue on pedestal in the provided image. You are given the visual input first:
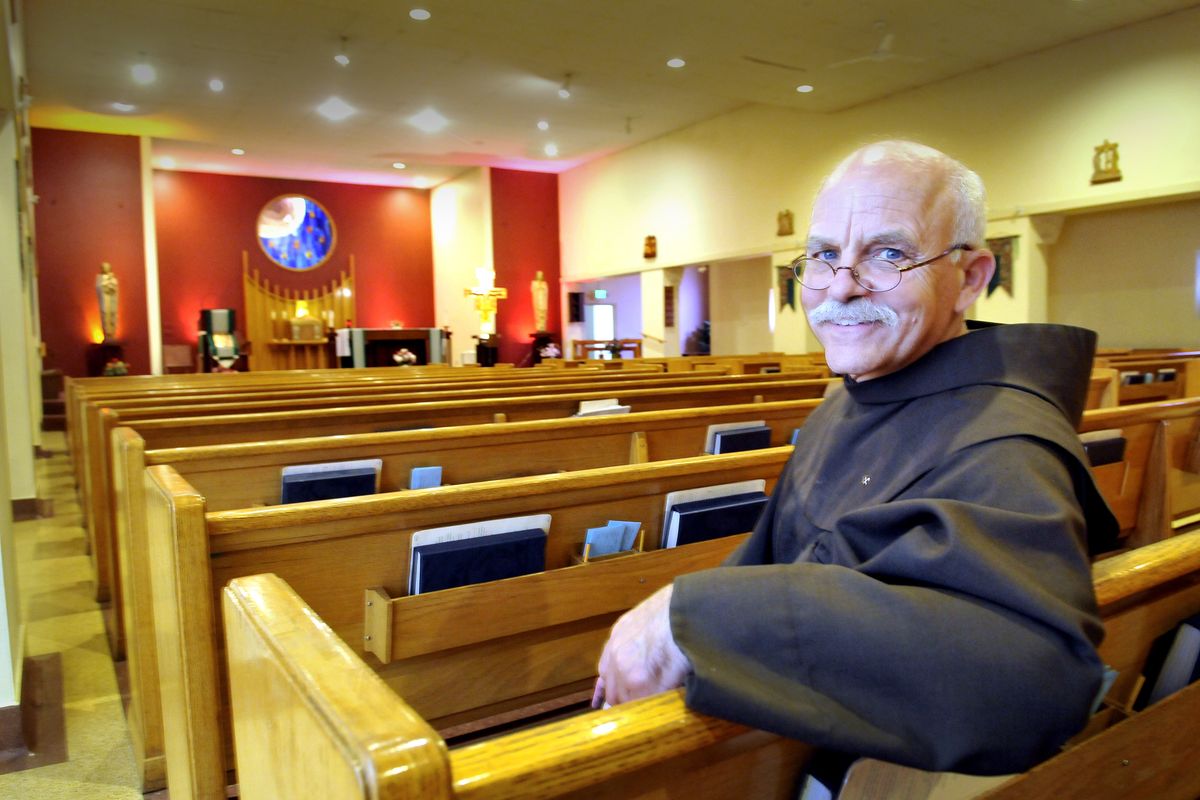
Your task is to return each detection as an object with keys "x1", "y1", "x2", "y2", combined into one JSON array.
[
  {"x1": 96, "y1": 262, "x2": 119, "y2": 341},
  {"x1": 531, "y1": 270, "x2": 549, "y2": 332}
]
